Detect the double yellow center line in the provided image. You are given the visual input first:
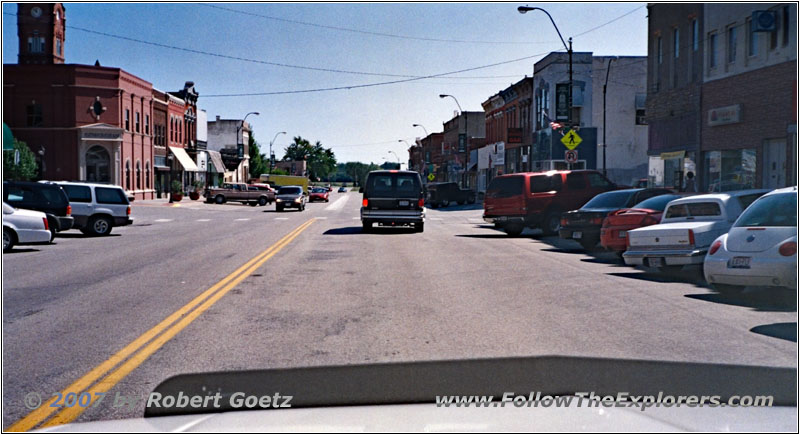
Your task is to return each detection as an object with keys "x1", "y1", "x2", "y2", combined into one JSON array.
[{"x1": 7, "y1": 218, "x2": 316, "y2": 432}]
